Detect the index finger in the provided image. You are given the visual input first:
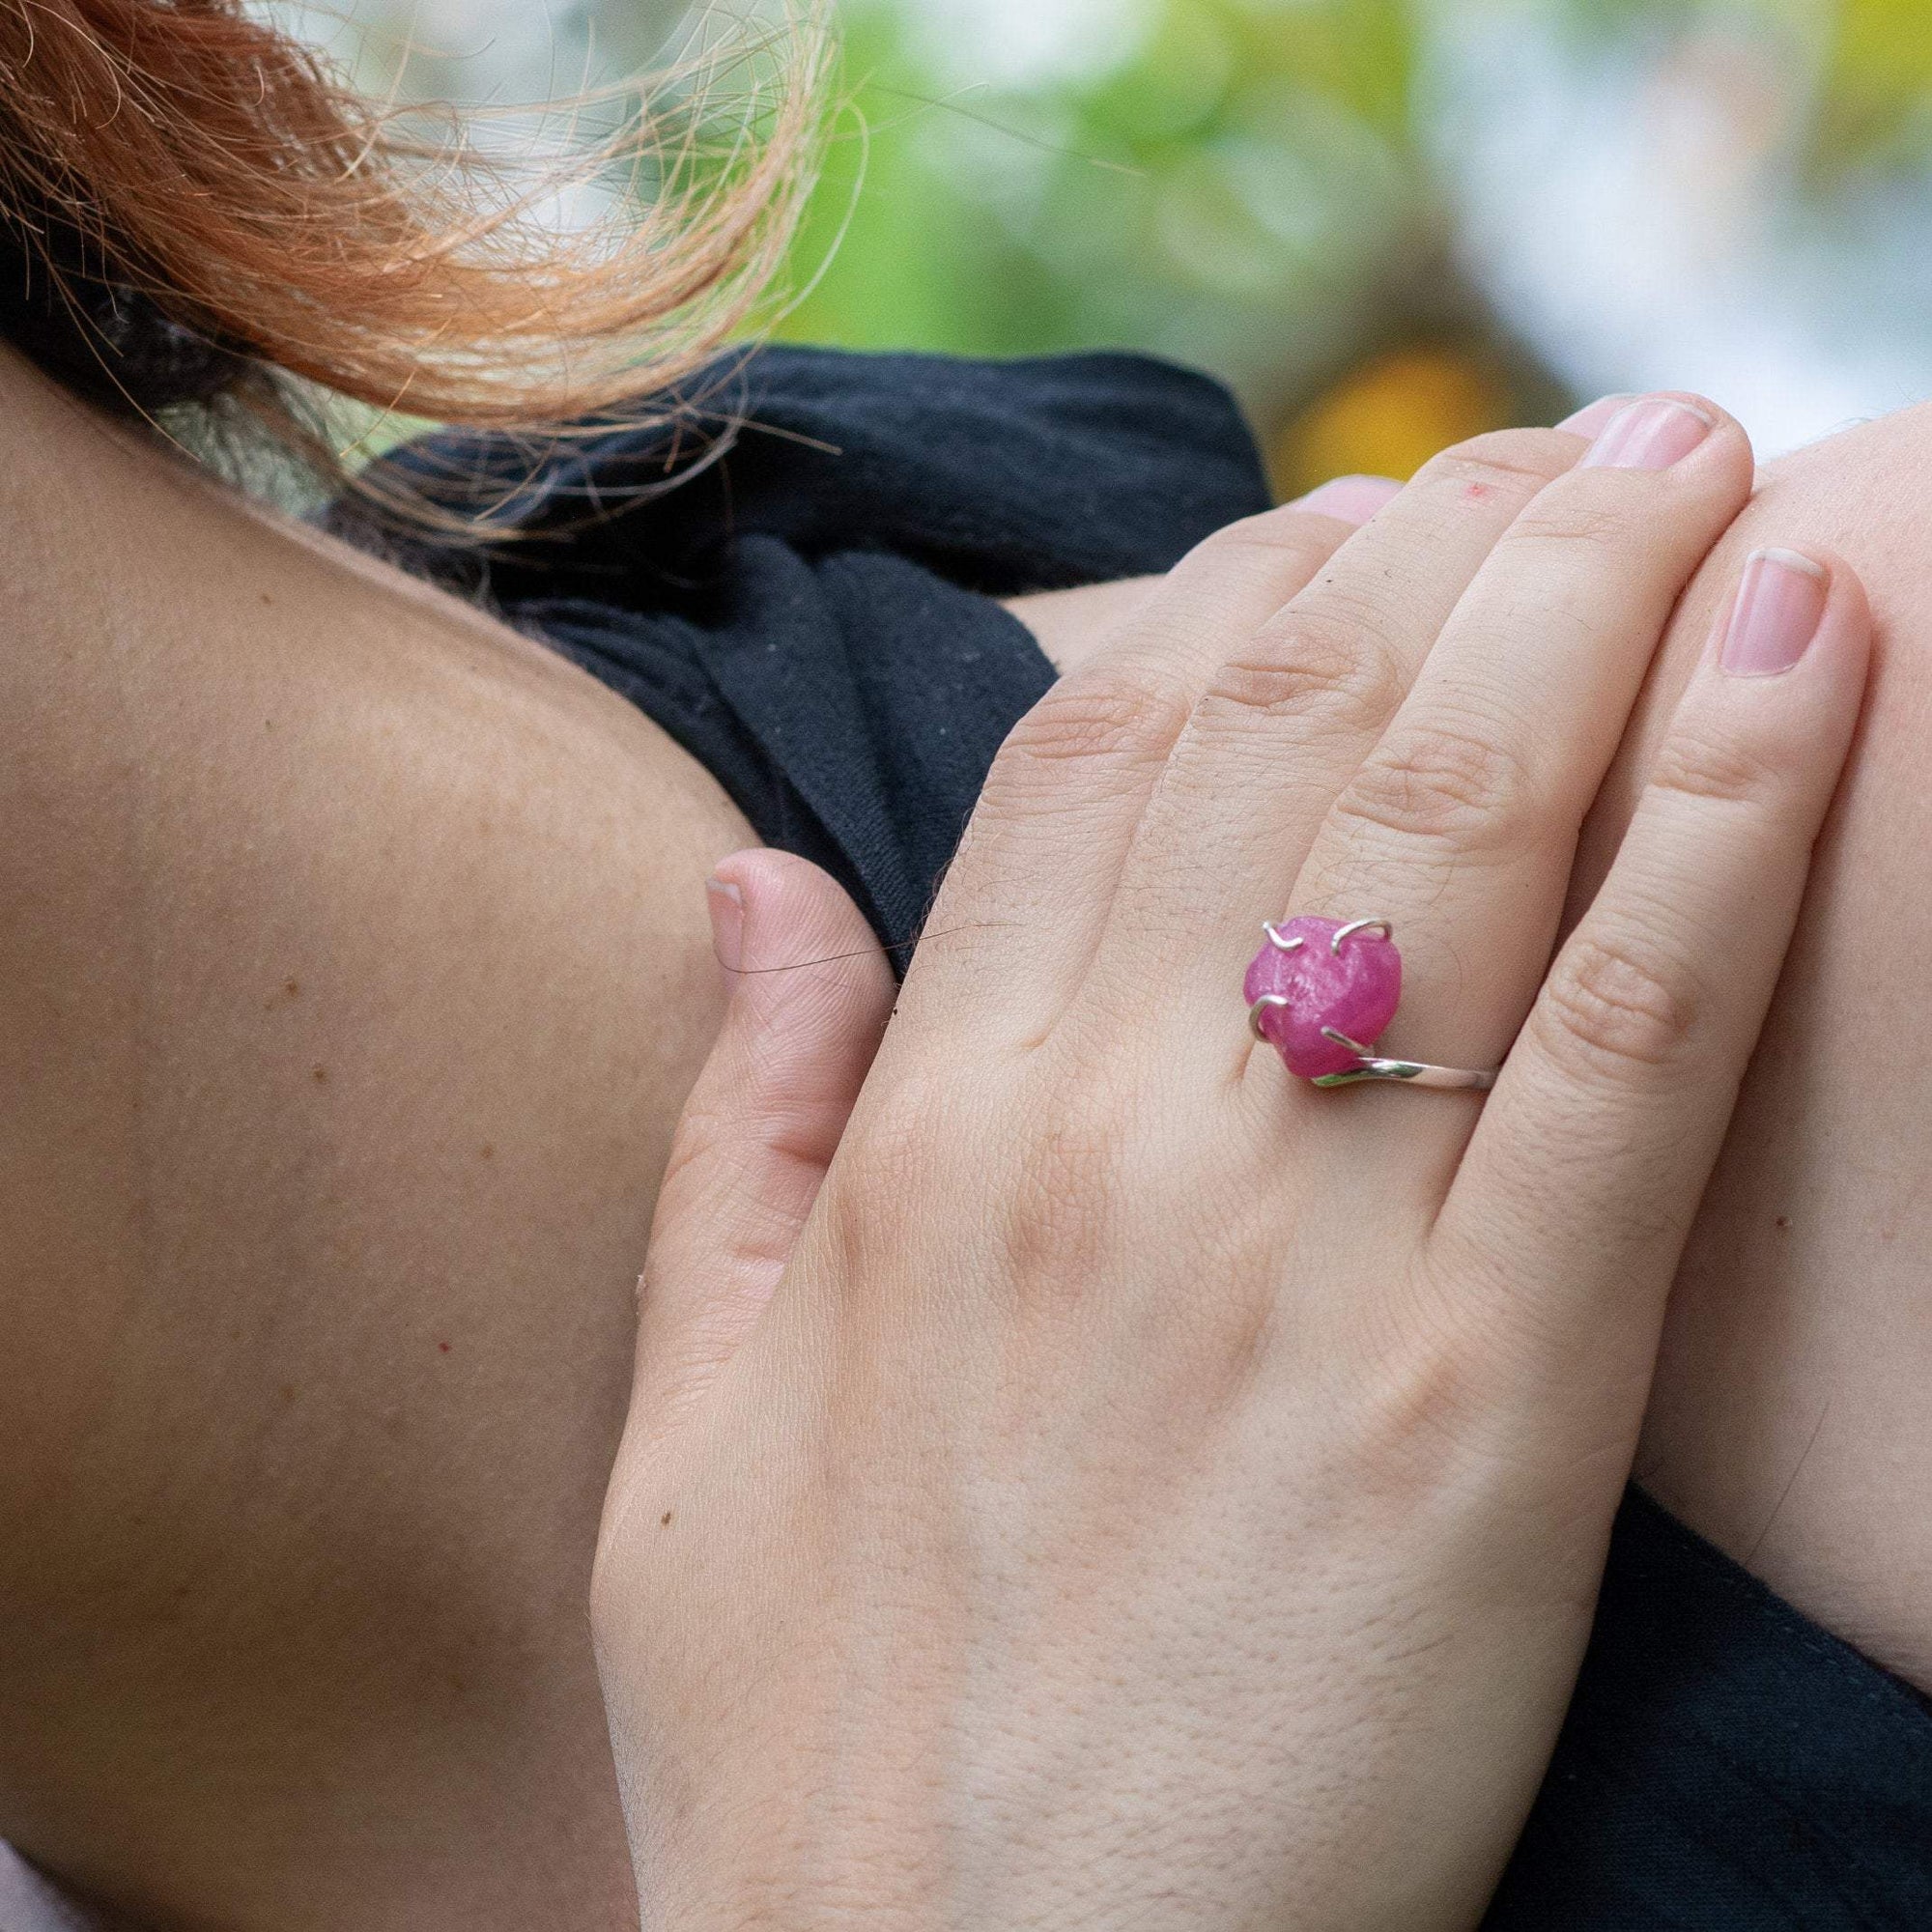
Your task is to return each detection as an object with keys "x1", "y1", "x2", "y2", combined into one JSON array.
[
  {"x1": 917, "y1": 430, "x2": 1585, "y2": 1047},
  {"x1": 905, "y1": 491, "x2": 1378, "y2": 1039}
]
